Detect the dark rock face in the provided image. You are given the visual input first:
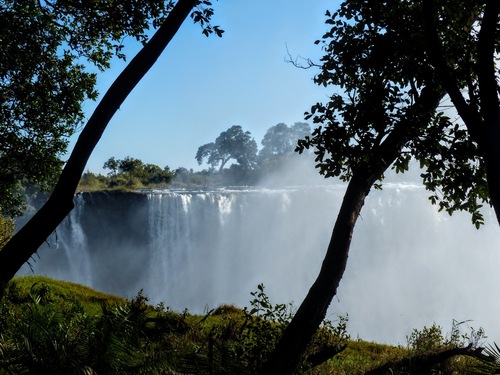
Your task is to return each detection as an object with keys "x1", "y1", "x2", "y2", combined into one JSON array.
[
  {"x1": 77, "y1": 191, "x2": 150, "y2": 255},
  {"x1": 19, "y1": 191, "x2": 152, "y2": 297},
  {"x1": 75, "y1": 191, "x2": 151, "y2": 294}
]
